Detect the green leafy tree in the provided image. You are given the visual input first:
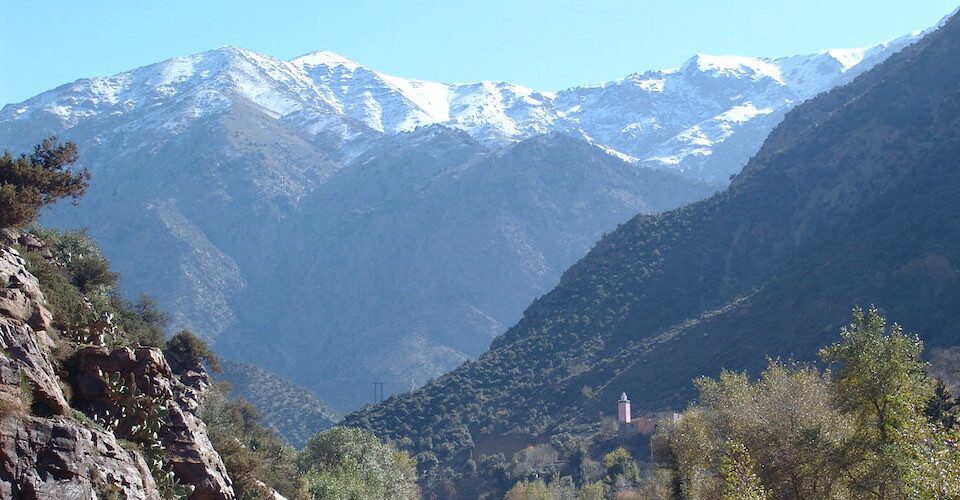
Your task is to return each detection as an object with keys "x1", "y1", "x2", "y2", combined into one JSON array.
[
  {"x1": 301, "y1": 457, "x2": 380, "y2": 500},
  {"x1": 820, "y1": 306, "x2": 933, "y2": 498},
  {"x1": 654, "y1": 307, "x2": 960, "y2": 499},
  {"x1": 575, "y1": 481, "x2": 606, "y2": 500},
  {"x1": 903, "y1": 423, "x2": 960, "y2": 498},
  {"x1": 297, "y1": 427, "x2": 420, "y2": 500},
  {"x1": 718, "y1": 441, "x2": 768, "y2": 500},
  {"x1": 602, "y1": 447, "x2": 640, "y2": 487},
  {"x1": 0, "y1": 137, "x2": 90, "y2": 227},
  {"x1": 503, "y1": 479, "x2": 552, "y2": 500}
]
